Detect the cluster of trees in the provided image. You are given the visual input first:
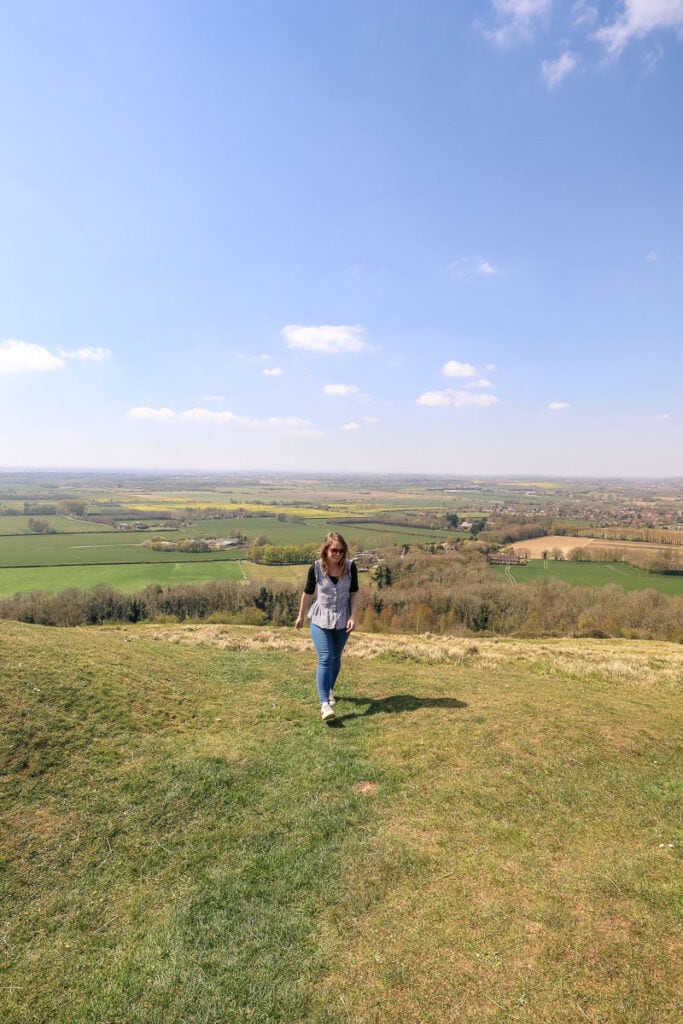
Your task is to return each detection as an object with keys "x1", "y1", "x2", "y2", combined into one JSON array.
[
  {"x1": 27, "y1": 518, "x2": 56, "y2": 534},
  {"x1": 58, "y1": 500, "x2": 87, "y2": 516},
  {"x1": 566, "y1": 545, "x2": 682, "y2": 574},
  {"x1": 247, "y1": 541, "x2": 318, "y2": 564},
  {"x1": 479, "y1": 516, "x2": 549, "y2": 545},
  {"x1": 355, "y1": 550, "x2": 683, "y2": 641},
  {"x1": 145, "y1": 538, "x2": 211, "y2": 553},
  {"x1": 576, "y1": 527, "x2": 683, "y2": 546},
  {"x1": 24, "y1": 503, "x2": 58, "y2": 516}
]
